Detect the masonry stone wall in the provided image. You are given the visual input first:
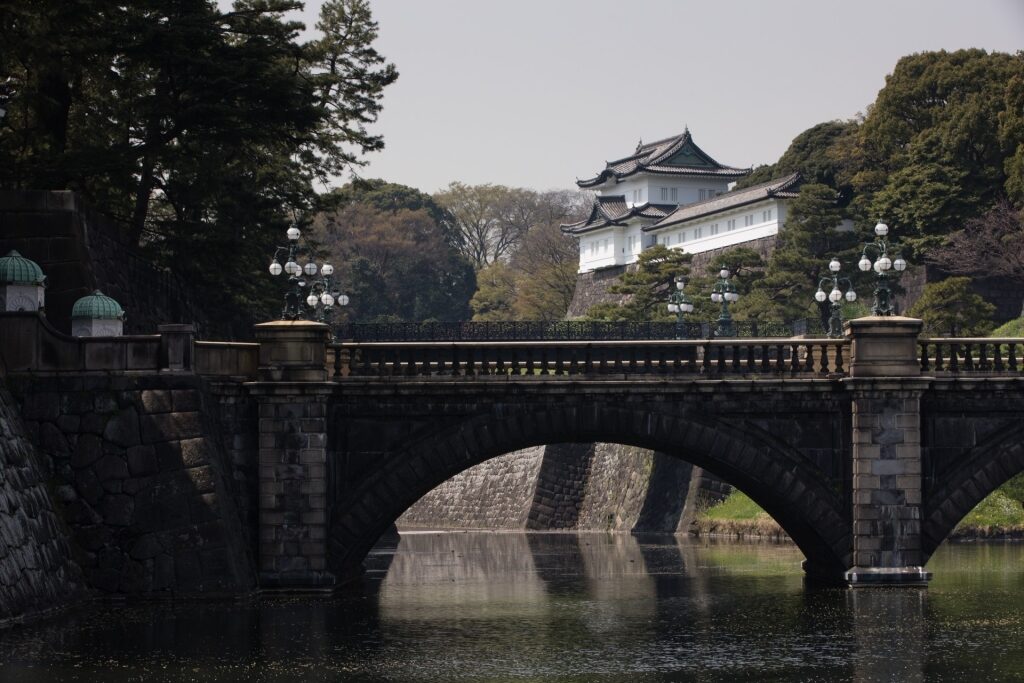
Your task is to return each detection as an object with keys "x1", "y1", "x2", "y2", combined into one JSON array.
[
  {"x1": 0, "y1": 382, "x2": 85, "y2": 626},
  {"x1": 6, "y1": 373, "x2": 256, "y2": 595},
  {"x1": 397, "y1": 446, "x2": 545, "y2": 529}
]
